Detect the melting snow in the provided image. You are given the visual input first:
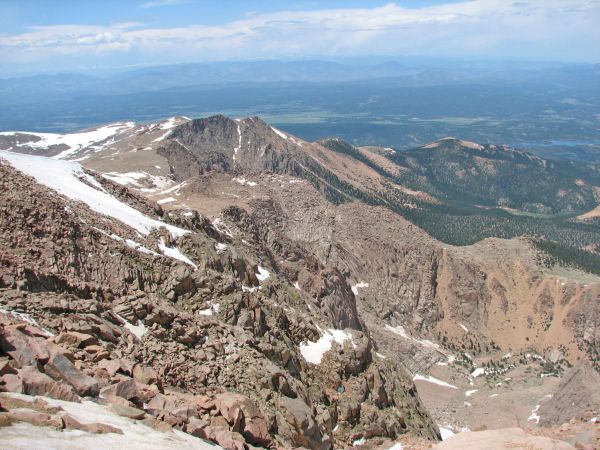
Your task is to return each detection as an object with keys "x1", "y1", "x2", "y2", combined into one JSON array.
[
  {"x1": 0, "y1": 151, "x2": 188, "y2": 238},
  {"x1": 233, "y1": 124, "x2": 242, "y2": 161},
  {"x1": 153, "y1": 181, "x2": 186, "y2": 196},
  {"x1": 436, "y1": 354, "x2": 456, "y2": 366},
  {"x1": 0, "y1": 122, "x2": 134, "y2": 159},
  {"x1": 232, "y1": 176, "x2": 257, "y2": 187},
  {"x1": 438, "y1": 427, "x2": 455, "y2": 440},
  {"x1": 375, "y1": 352, "x2": 387, "y2": 359},
  {"x1": 157, "y1": 197, "x2": 176, "y2": 205},
  {"x1": 471, "y1": 368, "x2": 486, "y2": 377},
  {"x1": 116, "y1": 314, "x2": 147, "y2": 341},
  {"x1": 413, "y1": 374, "x2": 458, "y2": 389},
  {"x1": 102, "y1": 171, "x2": 148, "y2": 187},
  {"x1": 212, "y1": 218, "x2": 234, "y2": 238},
  {"x1": 215, "y1": 242, "x2": 228, "y2": 254},
  {"x1": 0, "y1": 309, "x2": 54, "y2": 336},
  {"x1": 385, "y1": 324, "x2": 440, "y2": 349},
  {"x1": 528, "y1": 405, "x2": 541, "y2": 424},
  {"x1": 271, "y1": 126, "x2": 289, "y2": 140},
  {"x1": 158, "y1": 117, "x2": 180, "y2": 130},
  {"x1": 299, "y1": 329, "x2": 353, "y2": 365},
  {"x1": 387, "y1": 444, "x2": 404, "y2": 450},
  {"x1": 242, "y1": 285, "x2": 259, "y2": 293},
  {"x1": 198, "y1": 302, "x2": 220, "y2": 316},
  {"x1": 465, "y1": 389, "x2": 478, "y2": 397},
  {"x1": 459, "y1": 323, "x2": 469, "y2": 332},
  {"x1": 351, "y1": 281, "x2": 369, "y2": 296},
  {"x1": 256, "y1": 266, "x2": 270, "y2": 281},
  {"x1": 0, "y1": 393, "x2": 216, "y2": 449},
  {"x1": 294, "y1": 281, "x2": 301, "y2": 290},
  {"x1": 158, "y1": 238, "x2": 197, "y2": 270}
]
